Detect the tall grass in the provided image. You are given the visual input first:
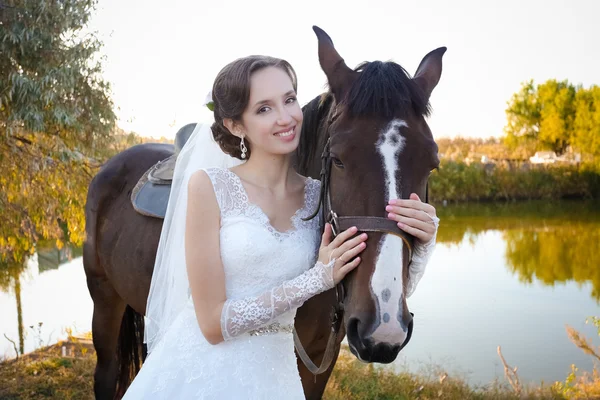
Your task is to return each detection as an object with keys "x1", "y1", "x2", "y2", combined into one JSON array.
[
  {"x1": 323, "y1": 349, "x2": 564, "y2": 400},
  {"x1": 429, "y1": 161, "x2": 600, "y2": 202}
]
